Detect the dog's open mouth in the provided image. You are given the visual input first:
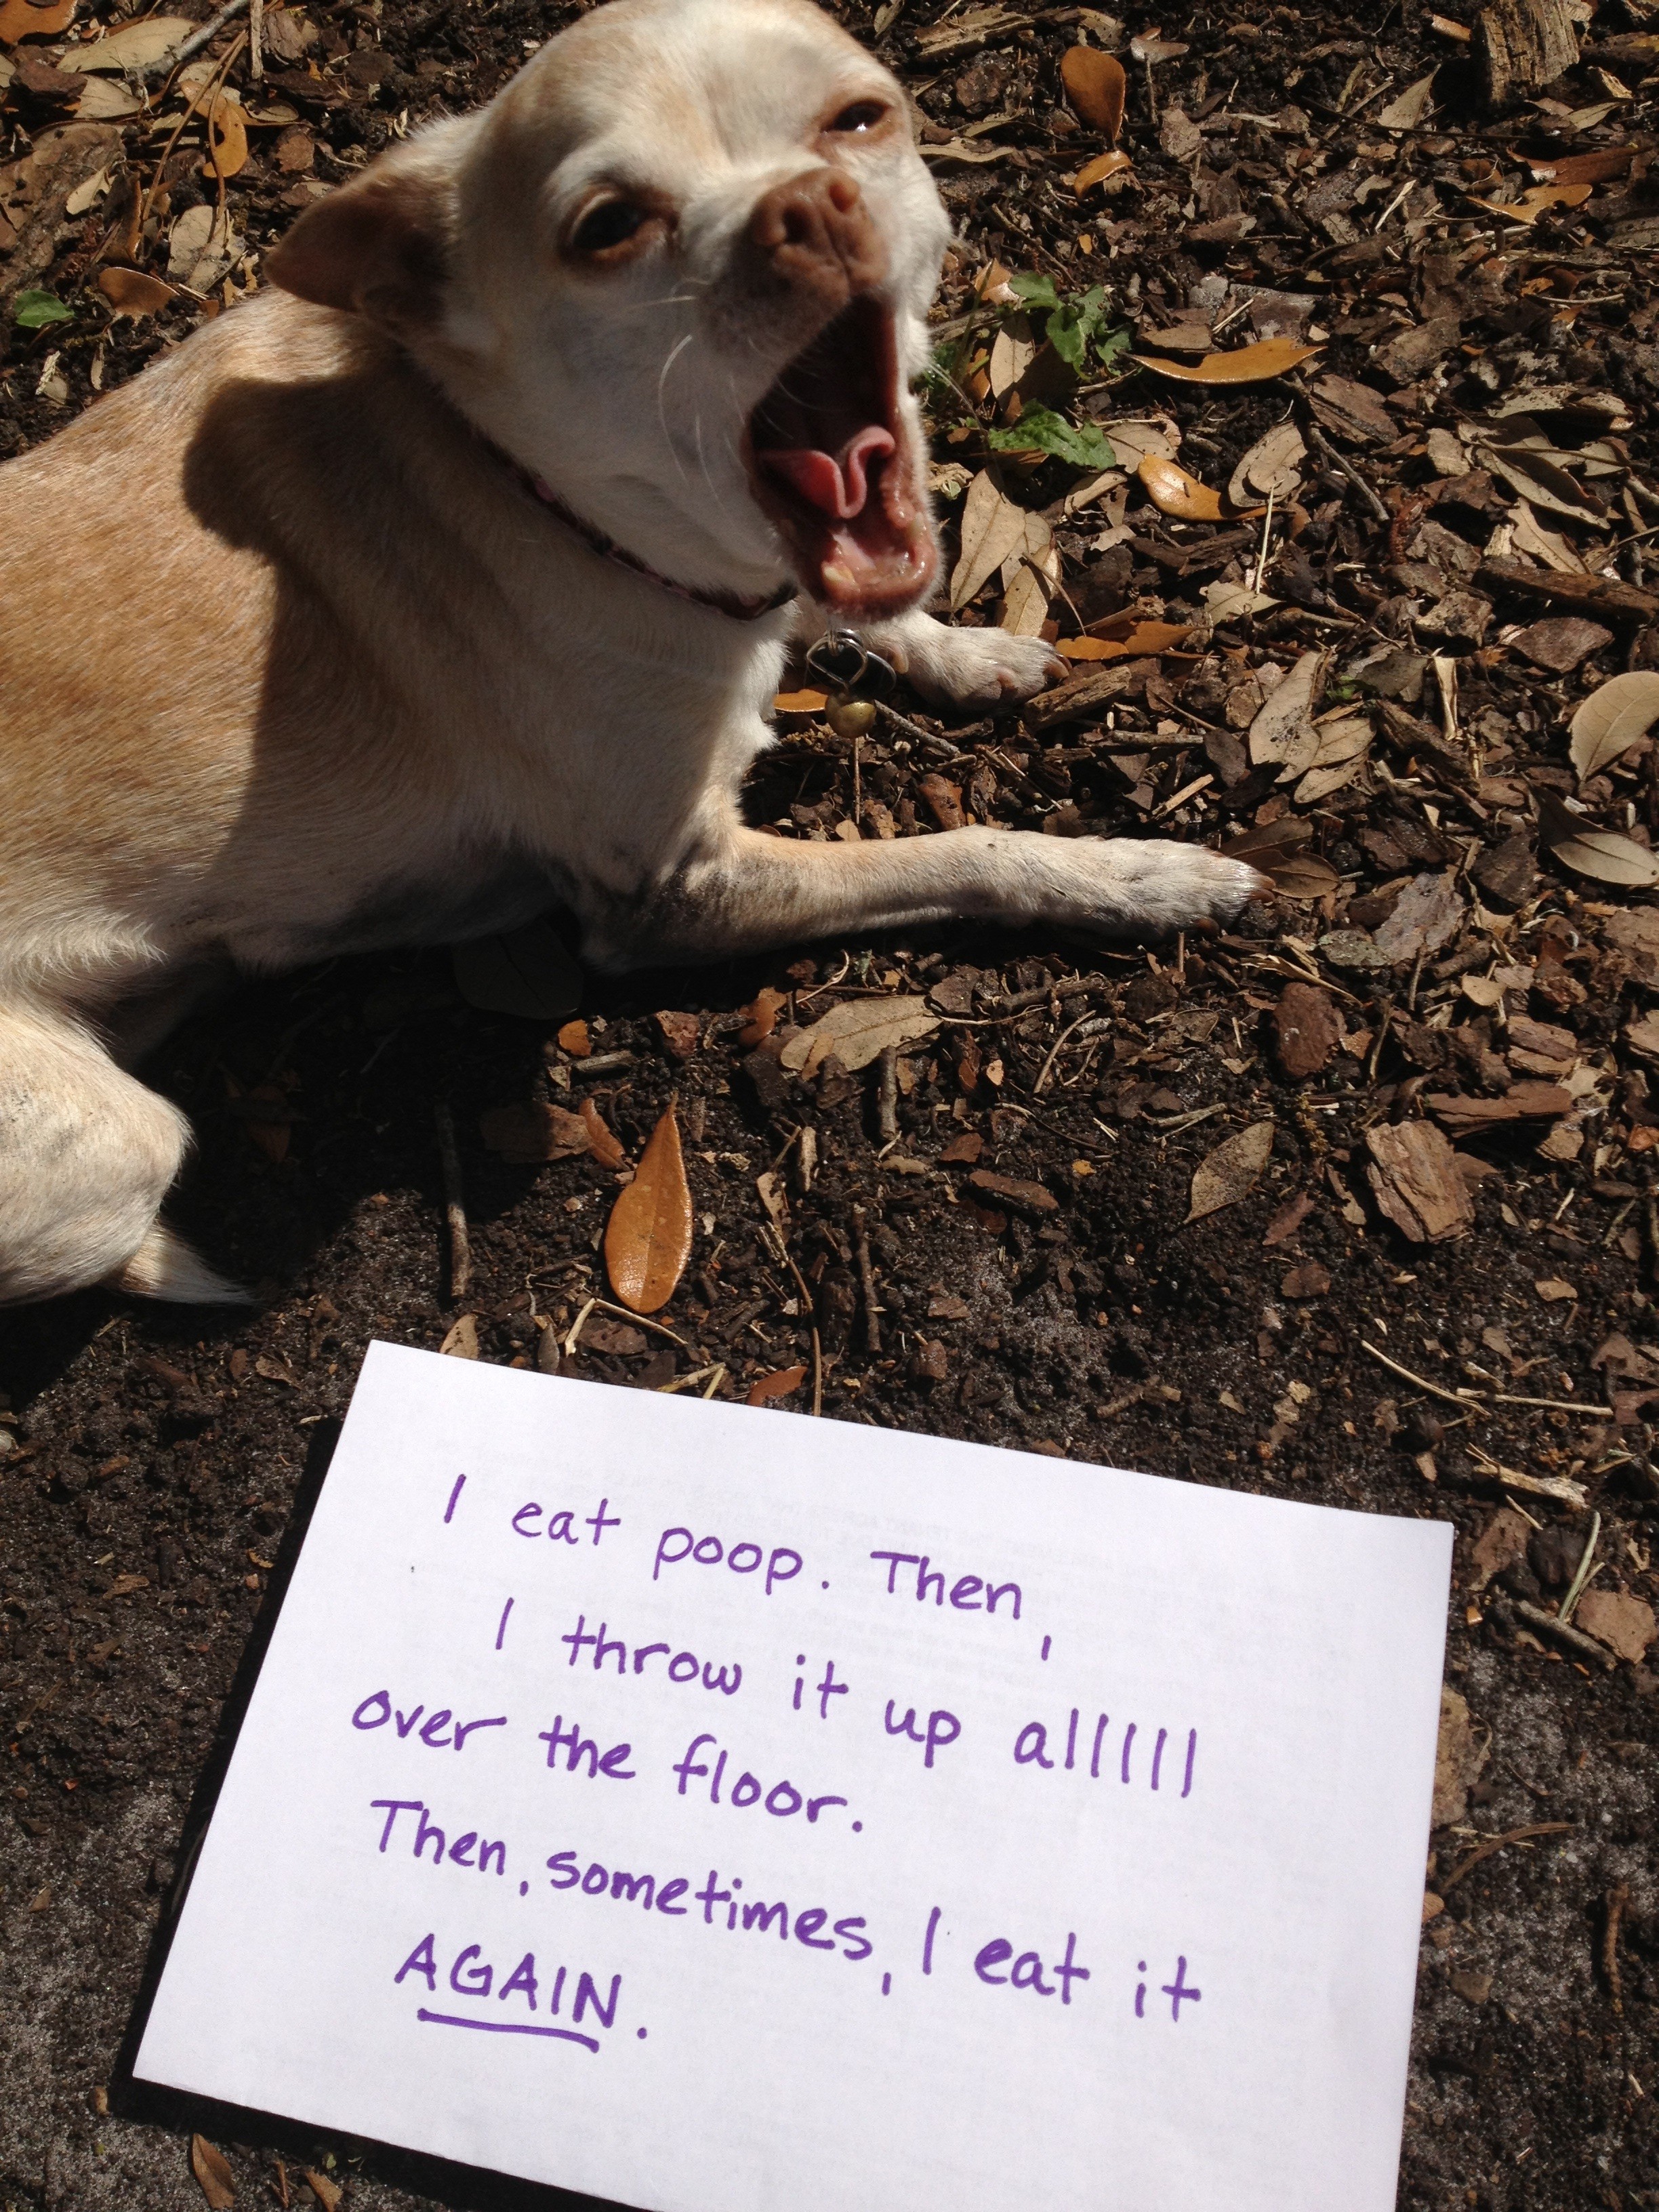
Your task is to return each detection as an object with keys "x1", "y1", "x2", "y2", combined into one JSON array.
[{"x1": 747, "y1": 297, "x2": 935, "y2": 618}]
